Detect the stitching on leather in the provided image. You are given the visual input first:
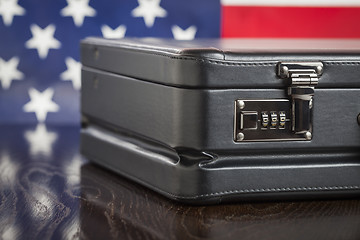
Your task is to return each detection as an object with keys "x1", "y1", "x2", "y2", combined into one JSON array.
[
  {"x1": 166, "y1": 185, "x2": 360, "y2": 200},
  {"x1": 87, "y1": 153, "x2": 360, "y2": 200},
  {"x1": 116, "y1": 47, "x2": 278, "y2": 66},
  {"x1": 85, "y1": 123, "x2": 360, "y2": 201},
  {"x1": 207, "y1": 60, "x2": 275, "y2": 66},
  {"x1": 86, "y1": 153, "x2": 360, "y2": 199},
  {"x1": 152, "y1": 55, "x2": 360, "y2": 67},
  {"x1": 110, "y1": 47, "x2": 360, "y2": 67},
  {"x1": 324, "y1": 62, "x2": 360, "y2": 65},
  {"x1": 163, "y1": 56, "x2": 277, "y2": 66},
  {"x1": 125, "y1": 49, "x2": 360, "y2": 67},
  {"x1": 192, "y1": 186, "x2": 360, "y2": 198},
  {"x1": 106, "y1": 45, "x2": 360, "y2": 66}
]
